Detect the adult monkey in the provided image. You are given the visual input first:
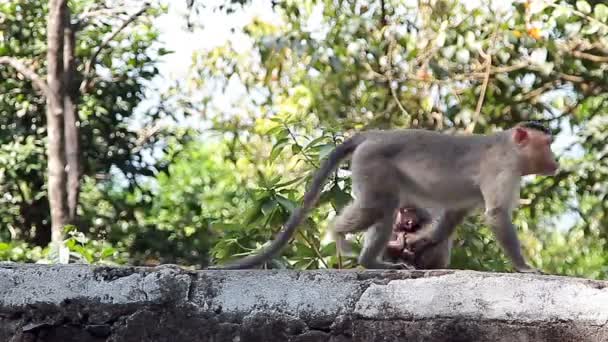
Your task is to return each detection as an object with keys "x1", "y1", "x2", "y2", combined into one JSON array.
[{"x1": 212, "y1": 121, "x2": 558, "y2": 272}]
